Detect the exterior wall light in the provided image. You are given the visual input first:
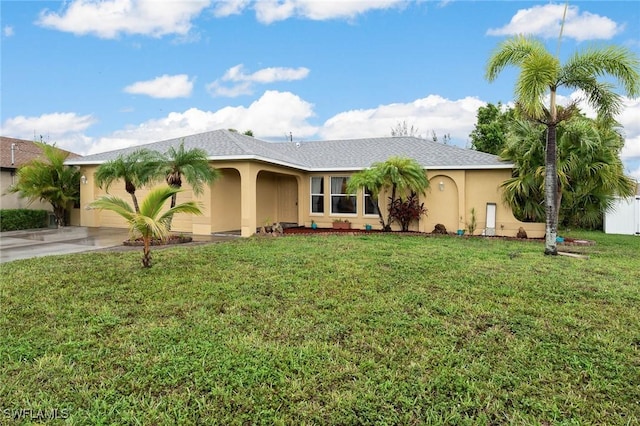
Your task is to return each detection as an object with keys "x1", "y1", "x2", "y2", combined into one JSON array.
[
  {"x1": 439, "y1": 181, "x2": 444, "y2": 191},
  {"x1": 81, "y1": 175, "x2": 87, "y2": 185}
]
